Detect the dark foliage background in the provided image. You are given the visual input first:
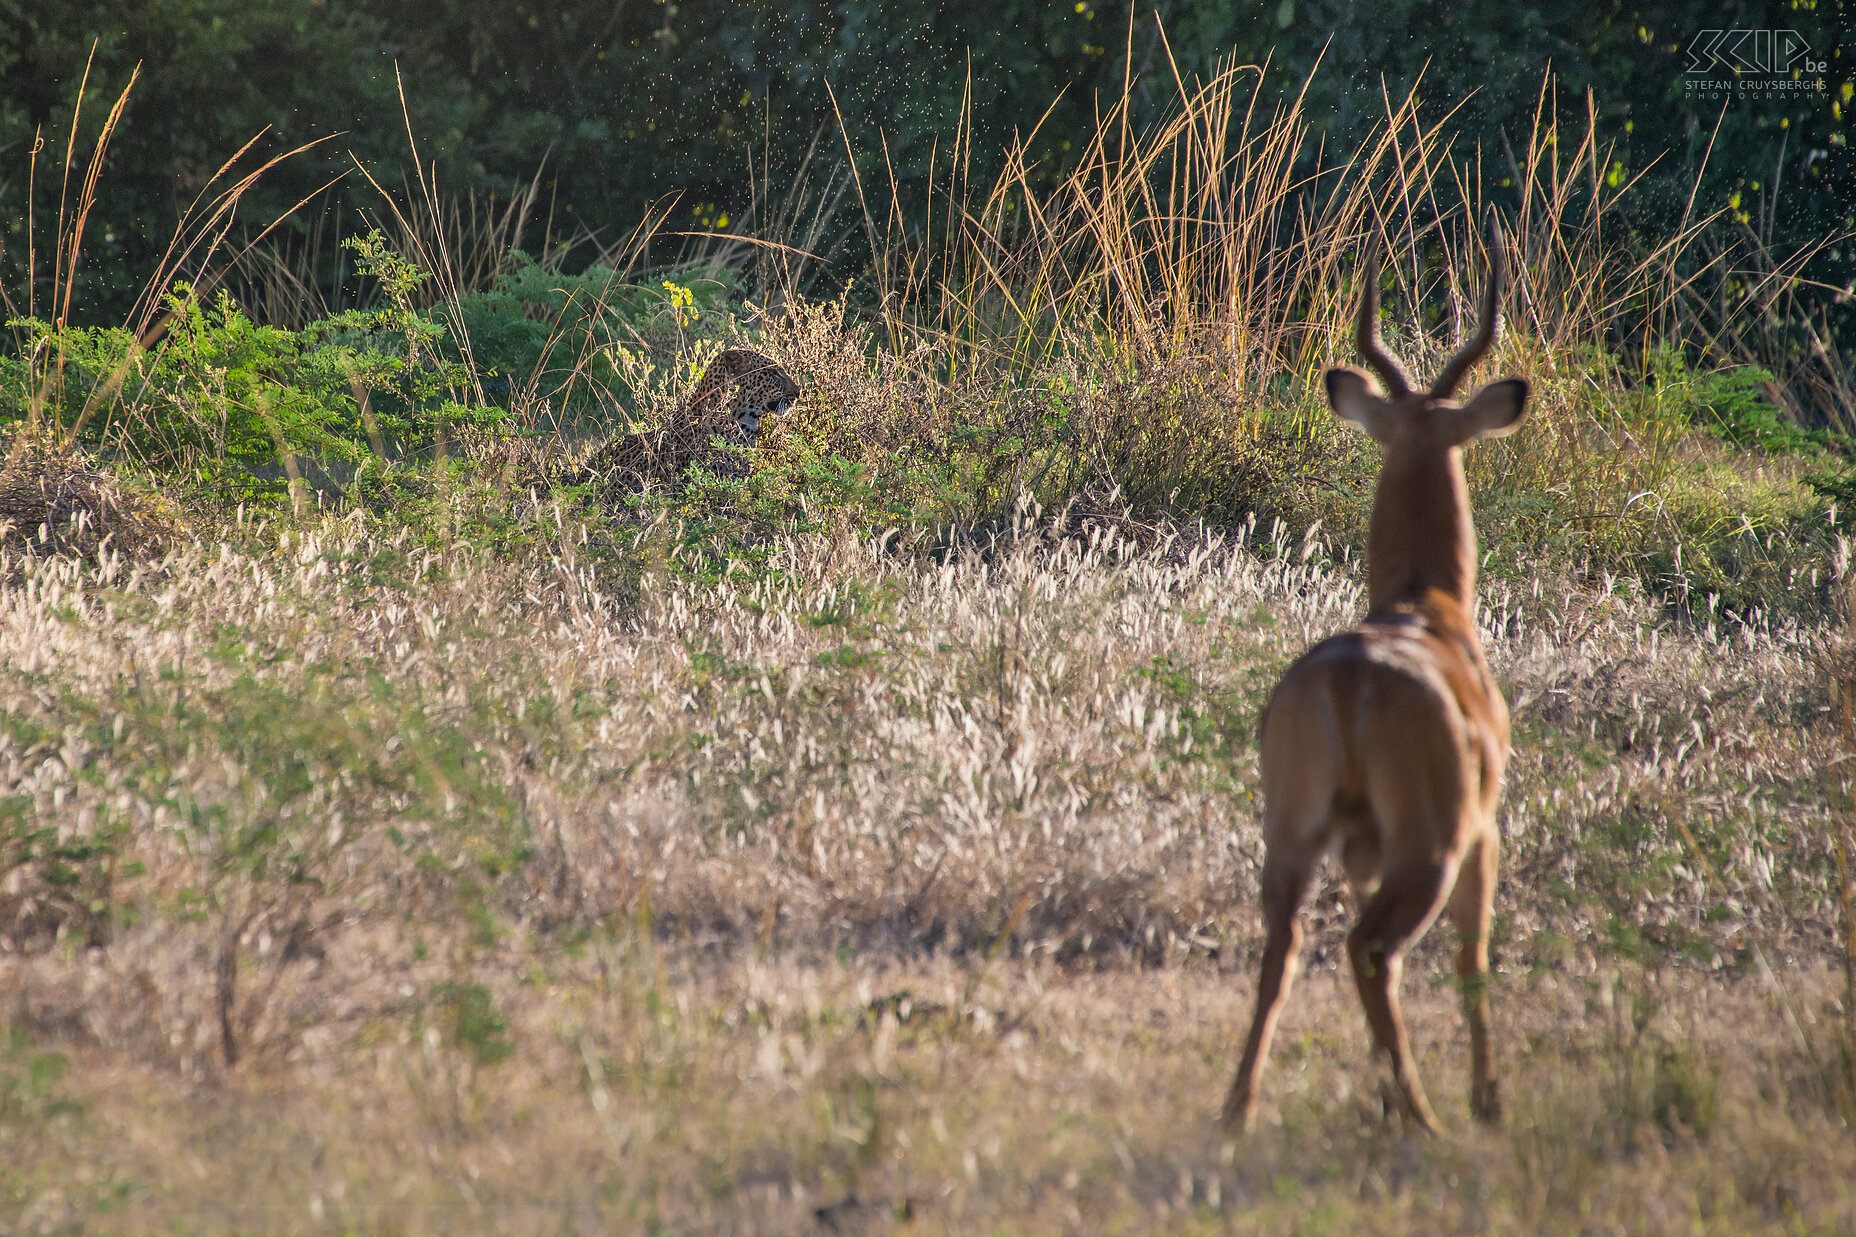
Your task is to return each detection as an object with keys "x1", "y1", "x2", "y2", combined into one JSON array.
[{"x1": 2, "y1": 0, "x2": 1851, "y2": 325}]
